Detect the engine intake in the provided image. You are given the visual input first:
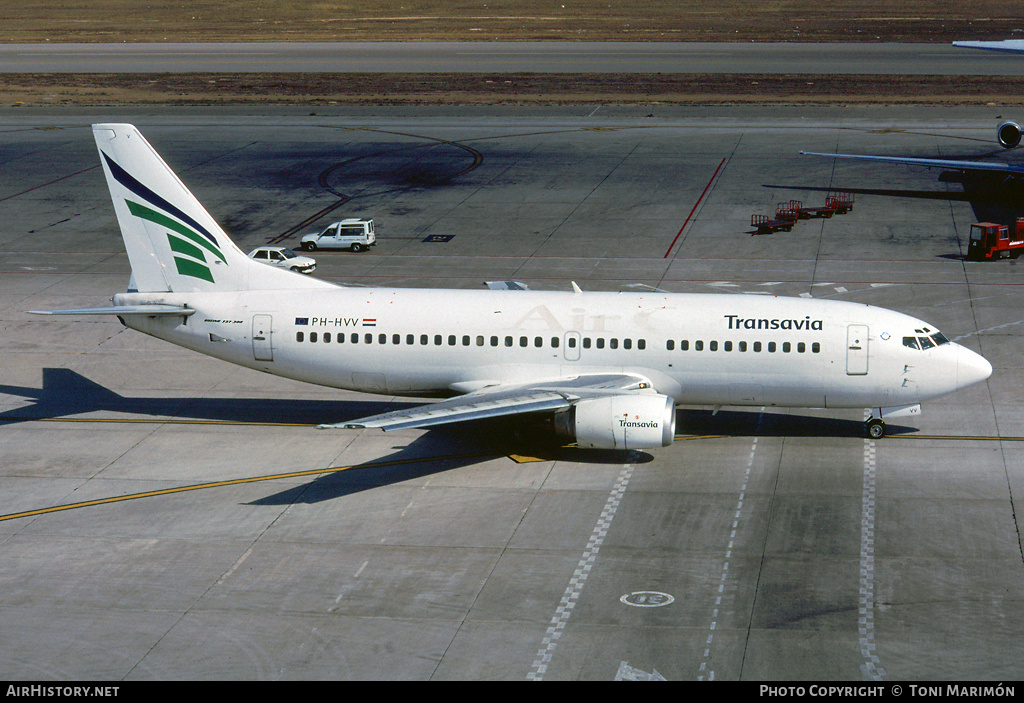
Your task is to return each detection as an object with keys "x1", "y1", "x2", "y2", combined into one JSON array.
[
  {"x1": 554, "y1": 394, "x2": 676, "y2": 449},
  {"x1": 997, "y1": 121, "x2": 1021, "y2": 149}
]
